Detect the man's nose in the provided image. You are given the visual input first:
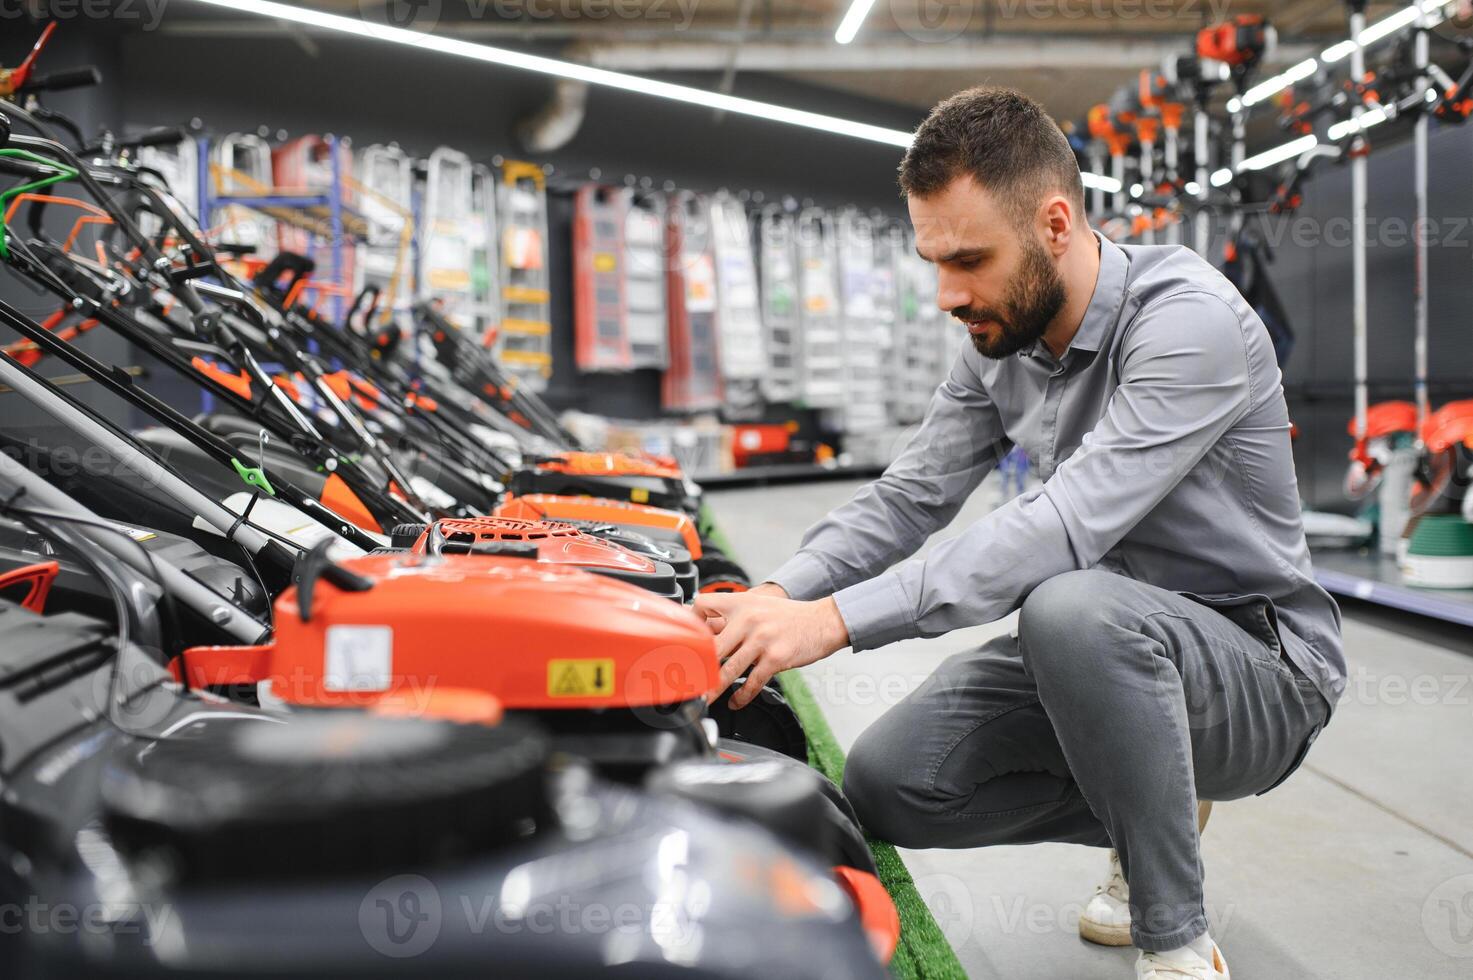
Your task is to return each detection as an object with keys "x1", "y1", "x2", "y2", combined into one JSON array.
[{"x1": 936, "y1": 271, "x2": 971, "y2": 313}]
